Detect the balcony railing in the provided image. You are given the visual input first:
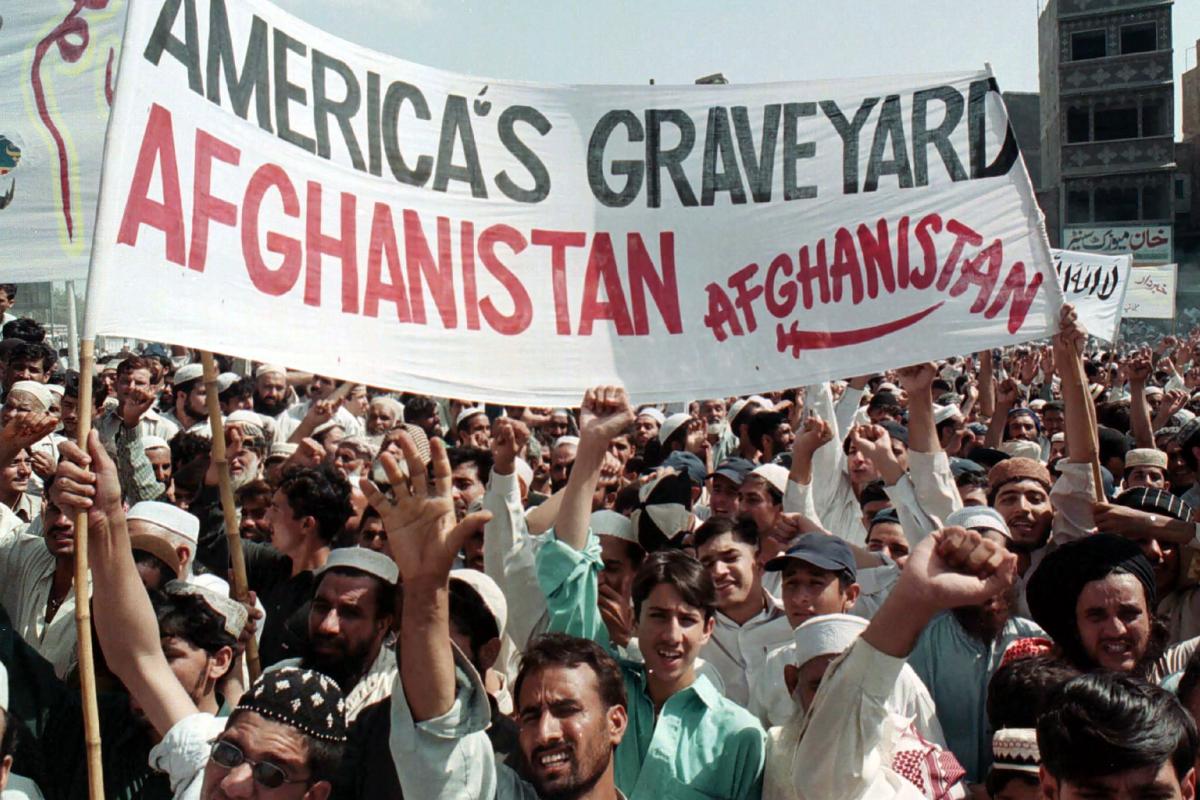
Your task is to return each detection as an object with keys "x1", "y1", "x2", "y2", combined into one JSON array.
[
  {"x1": 1060, "y1": 135, "x2": 1175, "y2": 176},
  {"x1": 1059, "y1": 50, "x2": 1173, "y2": 94},
  {"x1": 1058, "y1": 0, "x2": 1170, "y2": 17}
]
